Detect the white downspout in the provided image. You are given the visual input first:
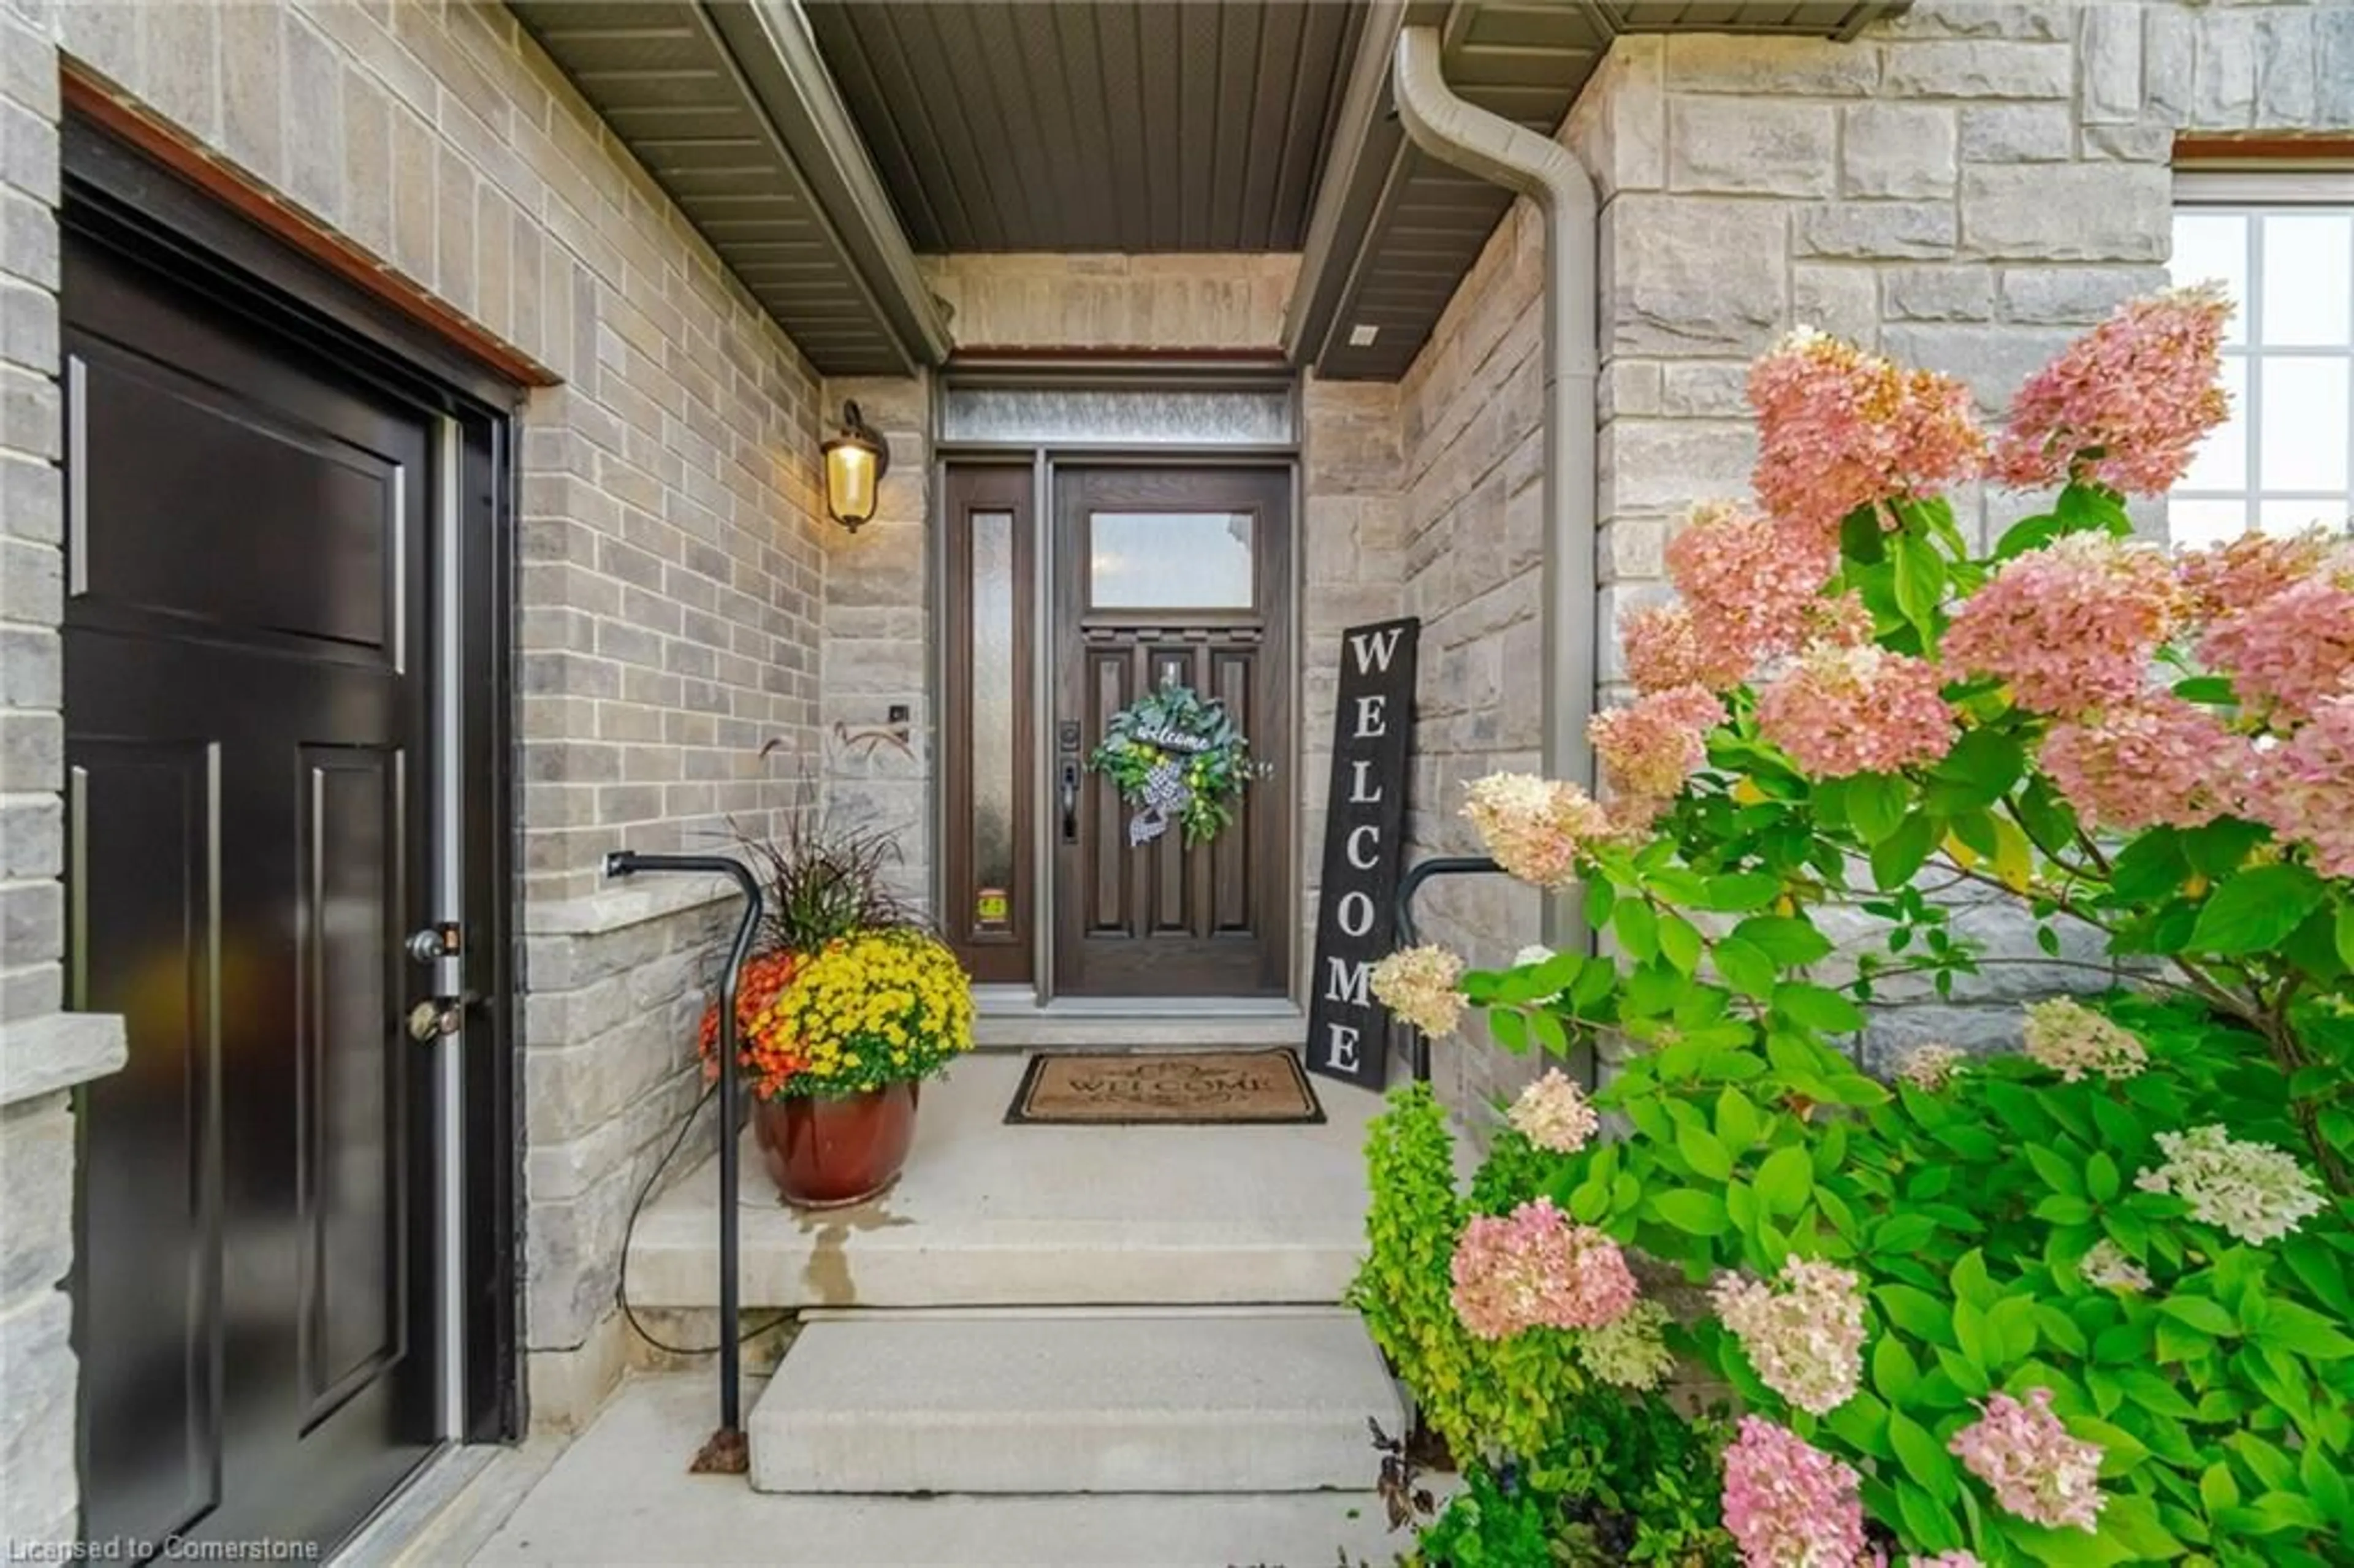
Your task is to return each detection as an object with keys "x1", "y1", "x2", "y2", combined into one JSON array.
[{"x1": 1392, "y1": 26, "x2": 1600, "y2": 945}]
